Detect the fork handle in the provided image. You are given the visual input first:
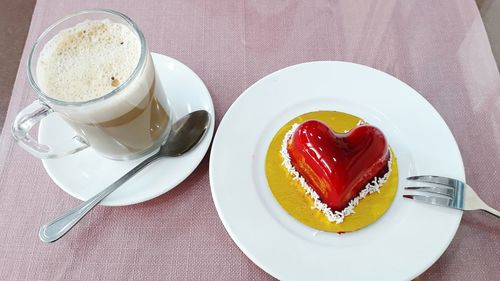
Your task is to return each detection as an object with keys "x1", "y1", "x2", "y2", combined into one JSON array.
[
  {"x1": 463, "y1": 184, "x2": 500, "y2": 218},
  {"x1": 480, "y1": 205, "x2": 500, "y2": 218}
]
